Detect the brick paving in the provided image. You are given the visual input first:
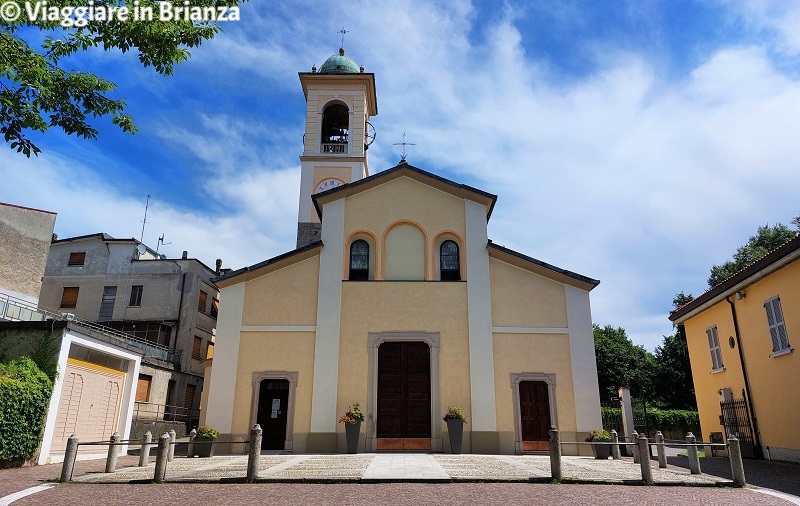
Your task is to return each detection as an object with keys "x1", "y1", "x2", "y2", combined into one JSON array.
[{"x1": 11, "y1": 482, "x2": 795, "y2": 506}]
